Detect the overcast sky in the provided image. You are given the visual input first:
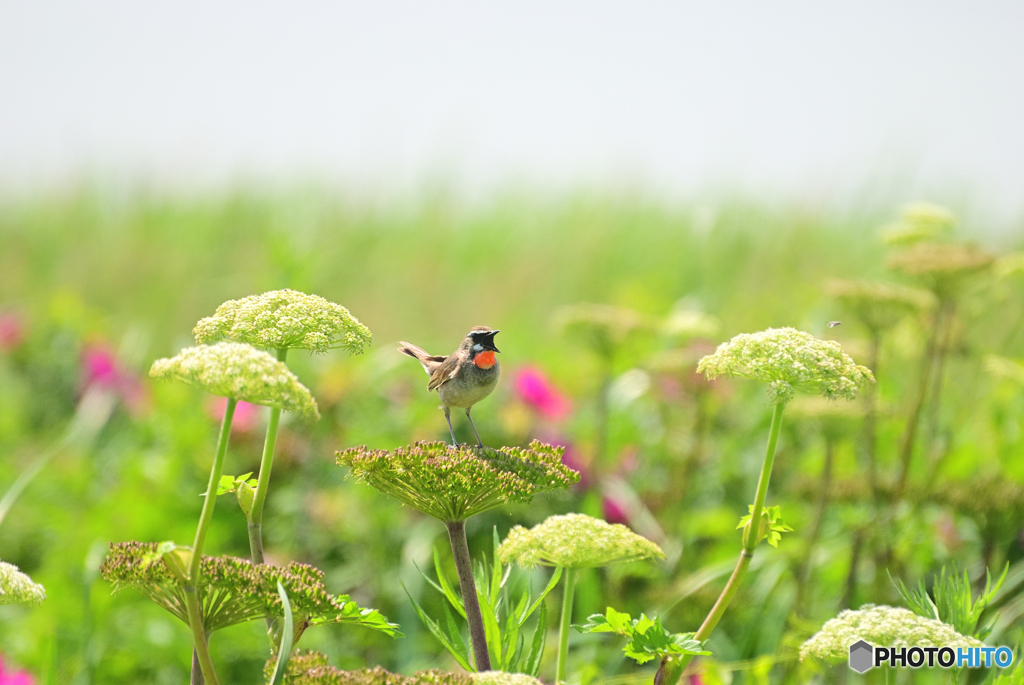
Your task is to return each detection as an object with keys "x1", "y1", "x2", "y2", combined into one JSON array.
[{"x1": 1, "y1": 2, "x2": 1022, "y2": 219}]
